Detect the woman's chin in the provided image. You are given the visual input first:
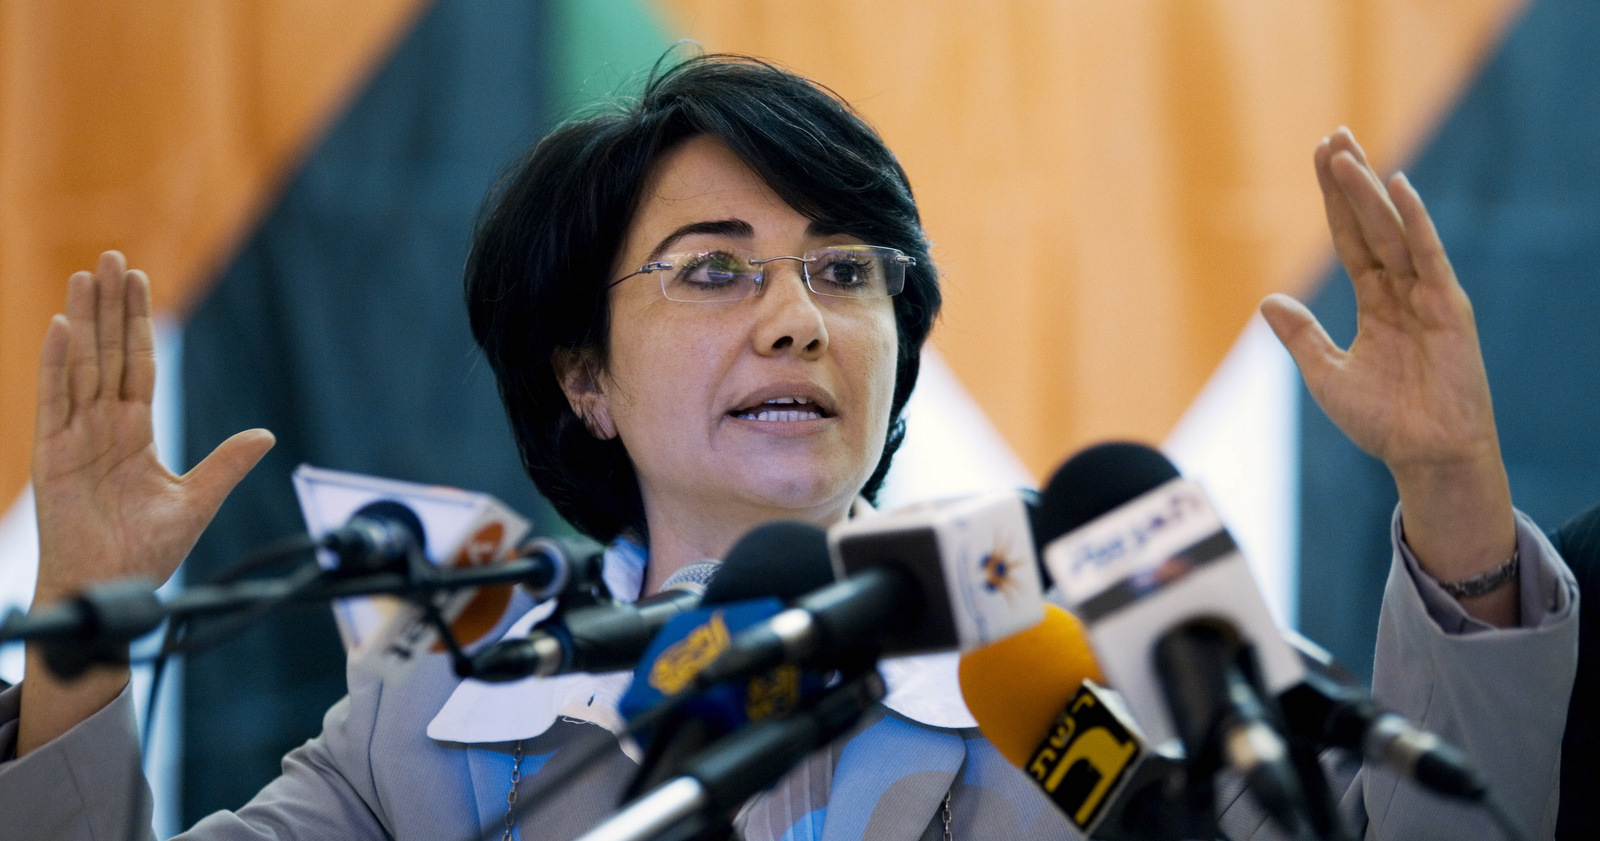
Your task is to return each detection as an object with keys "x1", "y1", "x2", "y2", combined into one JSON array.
[{"x1": 720, "y1": 461, "x2": 865, "y2": 517}]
